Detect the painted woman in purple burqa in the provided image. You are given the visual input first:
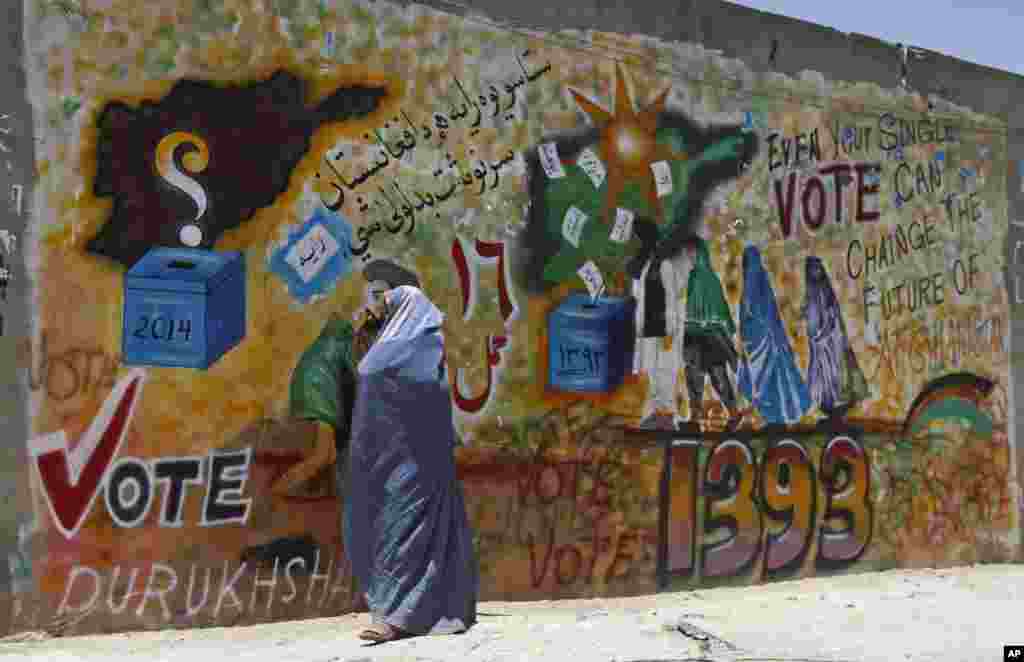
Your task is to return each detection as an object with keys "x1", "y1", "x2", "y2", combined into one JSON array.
[
  {"x1": 801, "y1": 256, "x2": 869, "y2": 419},
  {"x1": 736, "y1": 245, "x2": 811, "y2": 425}
]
